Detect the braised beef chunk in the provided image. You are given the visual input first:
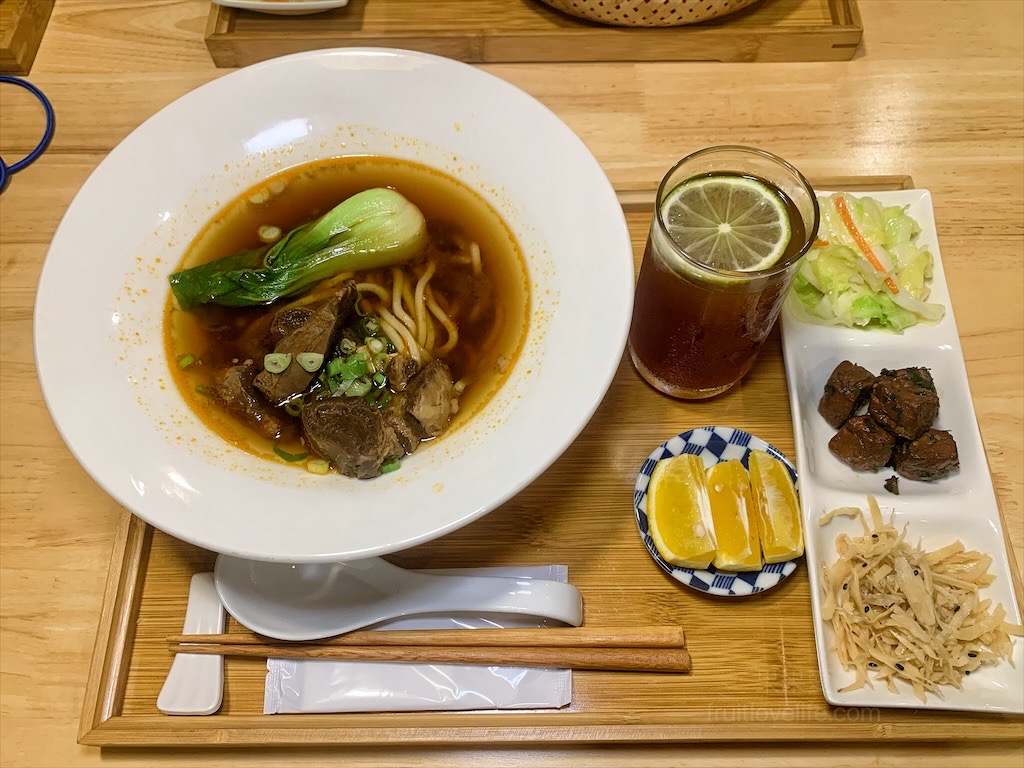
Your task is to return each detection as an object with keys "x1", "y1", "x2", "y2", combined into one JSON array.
[
  {"x1": 210, "y1": 361, "x2": 283, "y2": 440},
  {"x1": 254, "y1": 284, "x2": 358, "y2": 405},
  {"x1": 382, "y1": 393, "x2": 421, "y2": 454},
  {"x1": 828, "y1": 415, "x2": 896, "y2": 471},
  {"x1": 818, "y1": 361, "x2": 877, "y2": 428},
  {"x1": 266, "y1": 307, "x2": 313, "y2": 346},
  {"x1": 894, "y1": 429, "x2": 959, "y2": 481},
  {"x1": 404, "y1": 360, "x2": 455, "y2": 438},
  {"x1": 302, "y1": 398, "x2": 404, "y2": 479},
  {"x1": 868, "y1": 370, "x2": 939, "y2": 439},
  {"x1": 386, "y1": 354, "x2": 420, "y2": 392},
  {"x1": 880, "y1": 367, "x2": 936, "y2": 395}
]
